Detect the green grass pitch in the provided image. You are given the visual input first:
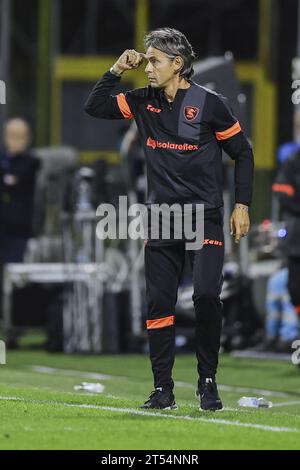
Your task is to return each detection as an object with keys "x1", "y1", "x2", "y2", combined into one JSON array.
[{"x1": 0, "y1": 348, "x2": 300, "y2": 450}]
